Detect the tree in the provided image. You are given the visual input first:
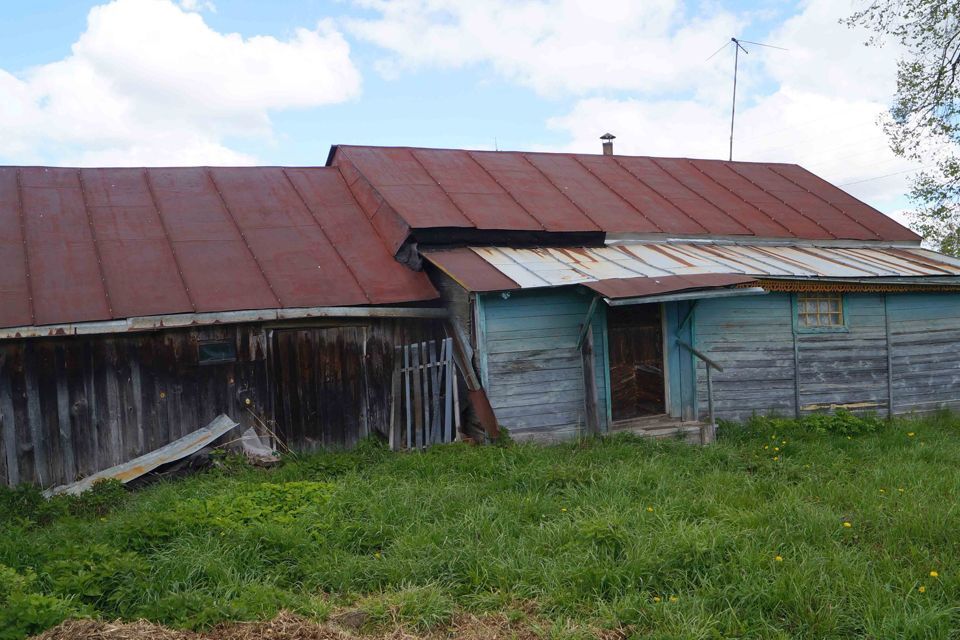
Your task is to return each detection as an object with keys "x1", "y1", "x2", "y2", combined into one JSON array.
[{"x1": 845, "y1": 1, "x2": 960, "y2": 254}]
